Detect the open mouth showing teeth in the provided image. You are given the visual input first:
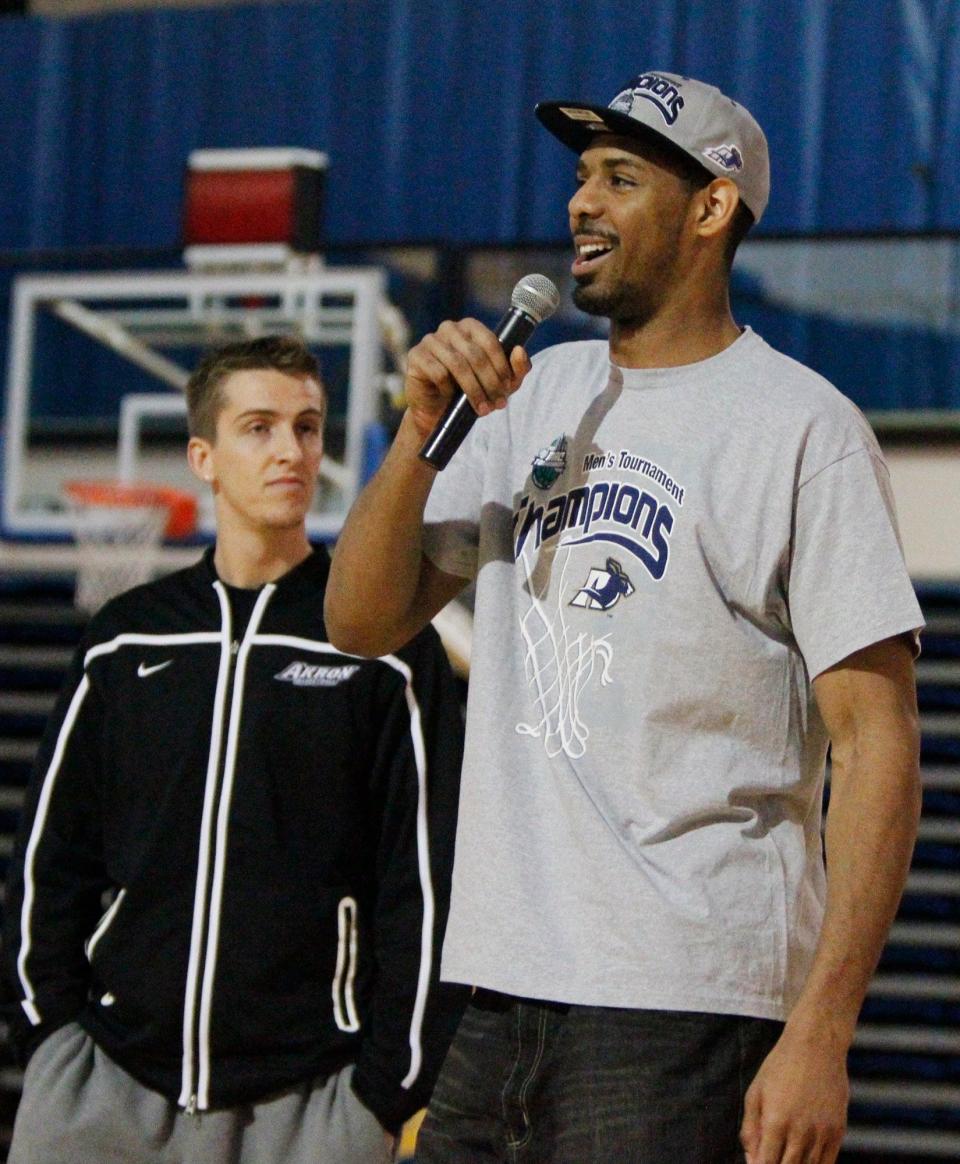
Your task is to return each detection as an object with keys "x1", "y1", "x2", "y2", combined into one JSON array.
[{"x1": 577, "y1": 242, "x2": 613, "y2": 260}]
